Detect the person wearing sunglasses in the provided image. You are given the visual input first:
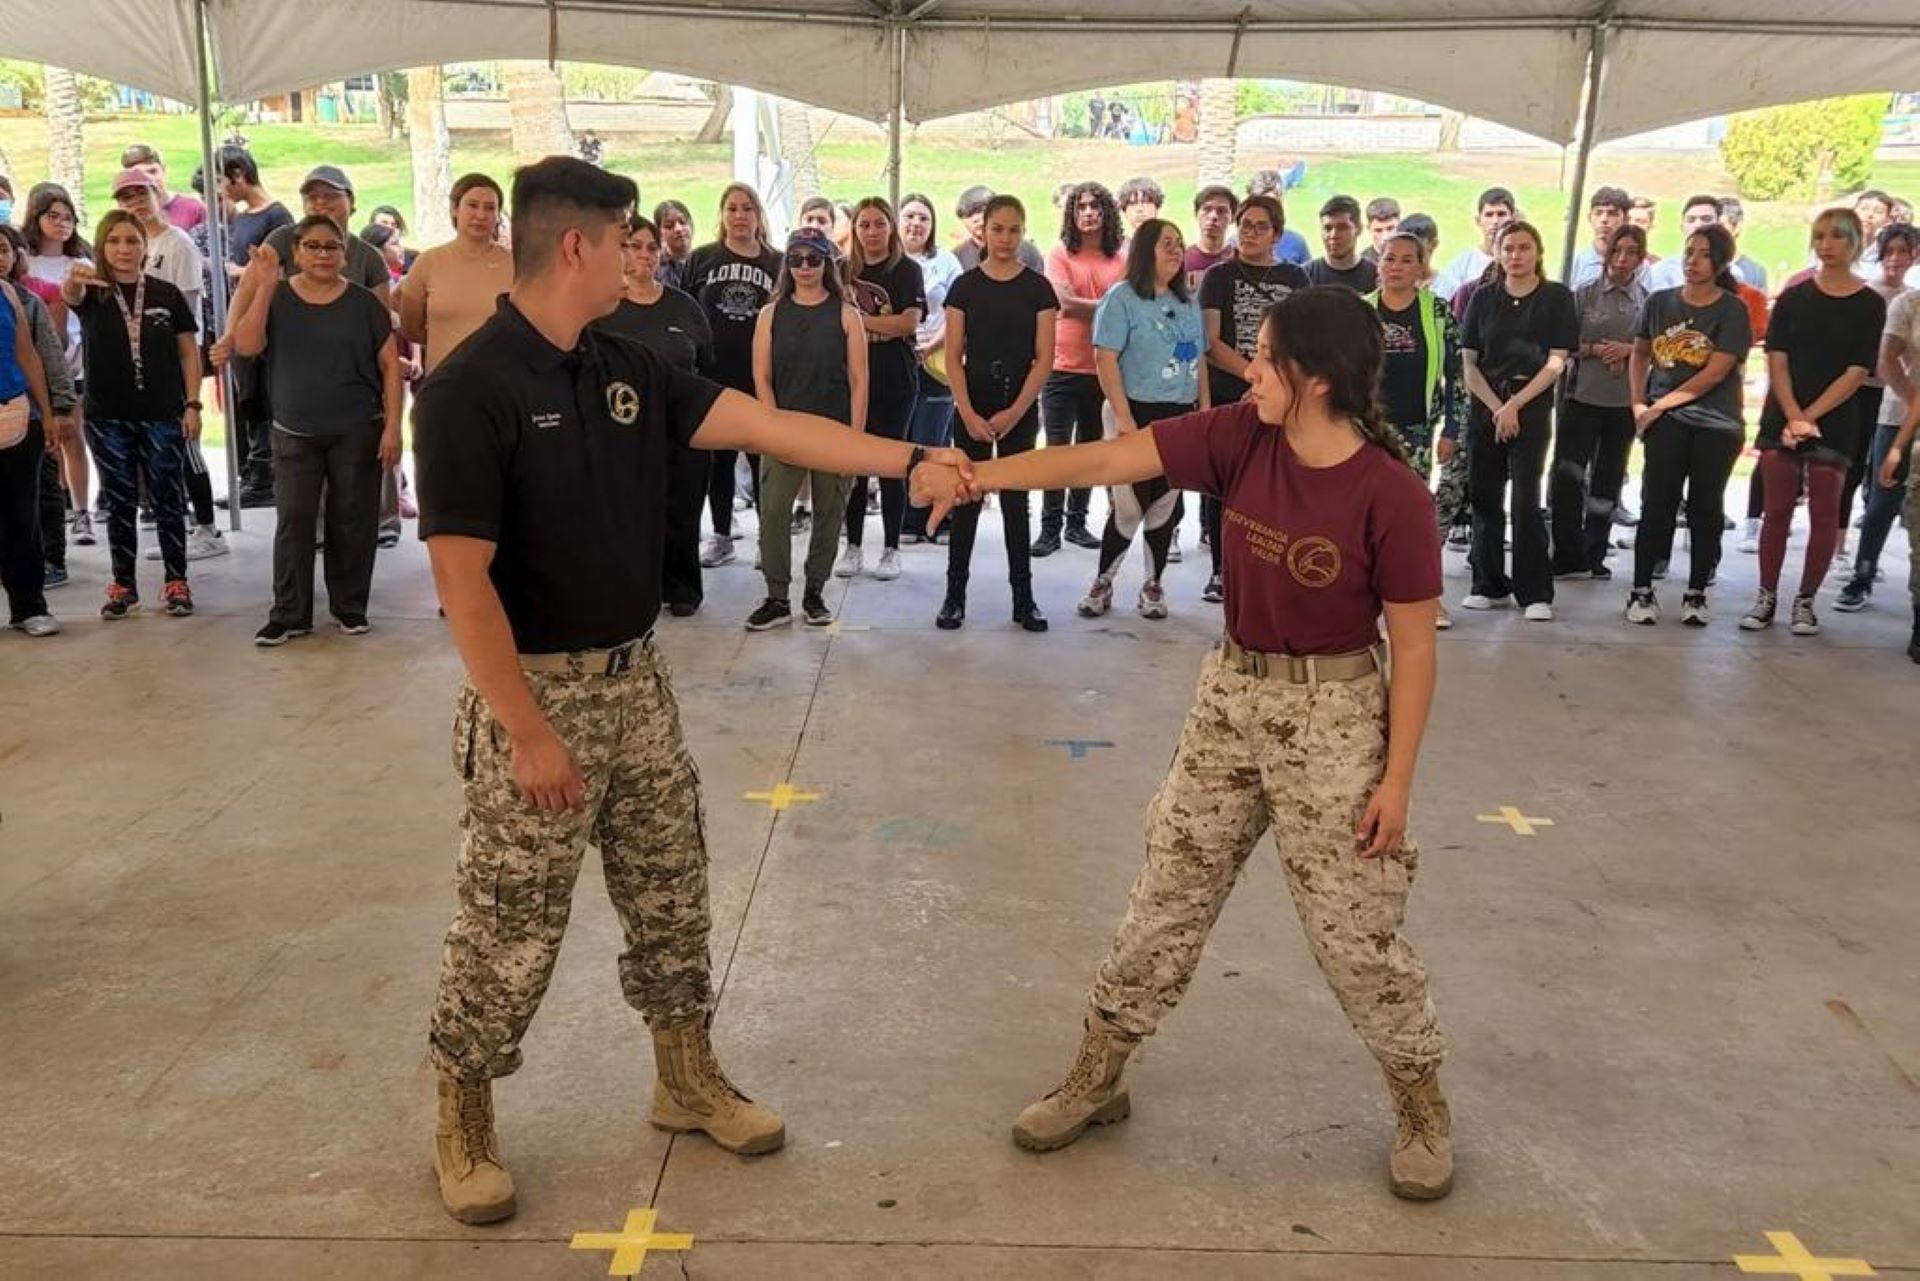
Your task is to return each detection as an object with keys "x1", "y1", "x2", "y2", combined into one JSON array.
[
  {"x1": 744, "y1": 228, "x2": 869, "y2": 630},
  {"x1": 227, "y1": 218, "x2": 402, "y2": 645}
]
